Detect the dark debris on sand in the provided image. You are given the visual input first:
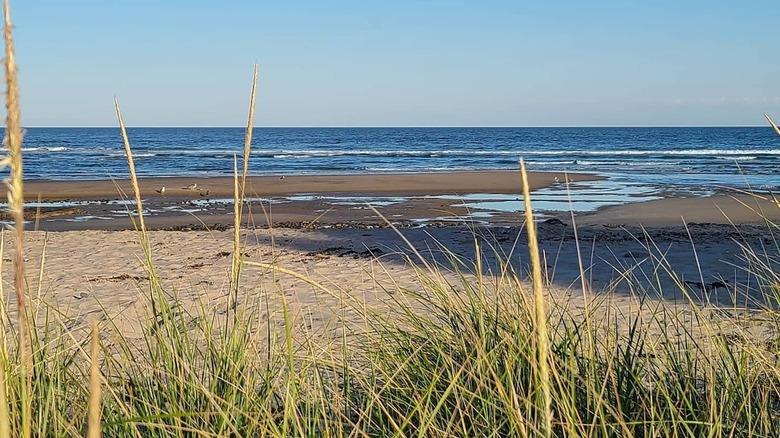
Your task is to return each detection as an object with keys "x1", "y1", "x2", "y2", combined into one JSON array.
[{"x1": 155, "y1": 220, "x2": 461, "y2": 232}]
